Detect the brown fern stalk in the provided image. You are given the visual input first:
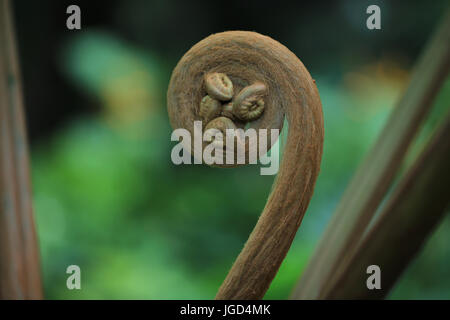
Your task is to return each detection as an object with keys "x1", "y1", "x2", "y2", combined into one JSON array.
[
  {"x1": 291, "y1": 8, "x2": 450, "y2": 299},
  {"x1": 167, "y1": 31, "x2": 324, "y2": 299},
  {"x1": 324, "y1": 115, "x2": 450, "y2": 299},
  {"x1": 0, "y1": 0, "x2": 42, "y2": 299}
]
